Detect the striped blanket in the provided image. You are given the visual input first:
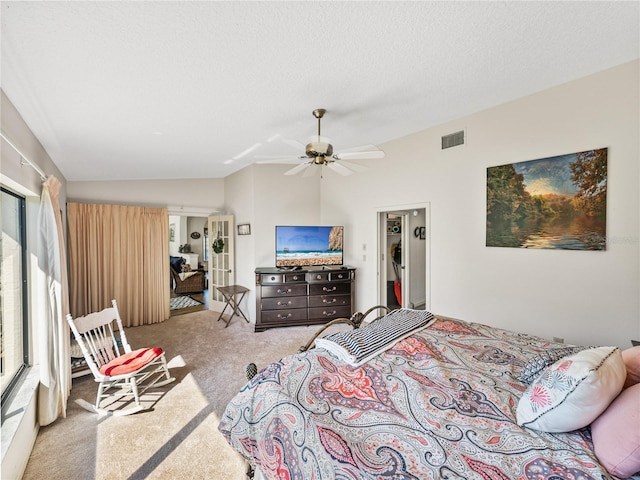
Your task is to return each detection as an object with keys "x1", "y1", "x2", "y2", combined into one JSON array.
[{"x1": 314, "y1": 308, "x2": 435, "y2": 366}]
